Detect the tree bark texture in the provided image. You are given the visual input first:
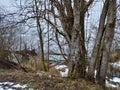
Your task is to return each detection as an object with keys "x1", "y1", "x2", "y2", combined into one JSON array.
[
  {"x1": 68, "y1": 0, "x2": 86, "y2": 78},
  {"x1": 88, "y1": 0, "x2": 116, "y2": 85},
  {"x1": 49, "y1": 0, "x2": 94, "y2": 78},
  {"x1": 87, "y1": 0, "x2": 110, "y2": 81},
  {"x1": 34, "y1": 0, "x2": 47, "y2": 71},
  {"x1": 96, "y1": 0, "x2": 116, "y2": 85}
]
